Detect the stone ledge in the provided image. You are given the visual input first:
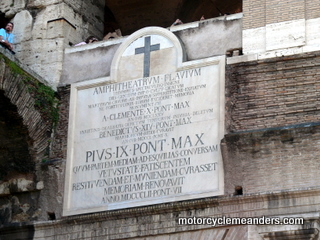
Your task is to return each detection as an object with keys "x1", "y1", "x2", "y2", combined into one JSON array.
[
  {"x1": 0, "y1": 187, "x2": 317, "y2": 239},
  {"x1": 227, "y1": 49, "x2": 320, "y2": 65},
  {"x1": 0, "y1": 179, "x2": 44, "y2": 196},
  {"x1": 46, "y1": 186, "x2": 320, "y2": 223},
  {"x1": 1, "y1": 187, "x2": 320, "y2": 239},
  {"x1": 227, "y1": 121, "x2": 320, "y2": 135},
  {"x1": 0, "y1": 48, "x2": 52, "y2": 90}
]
